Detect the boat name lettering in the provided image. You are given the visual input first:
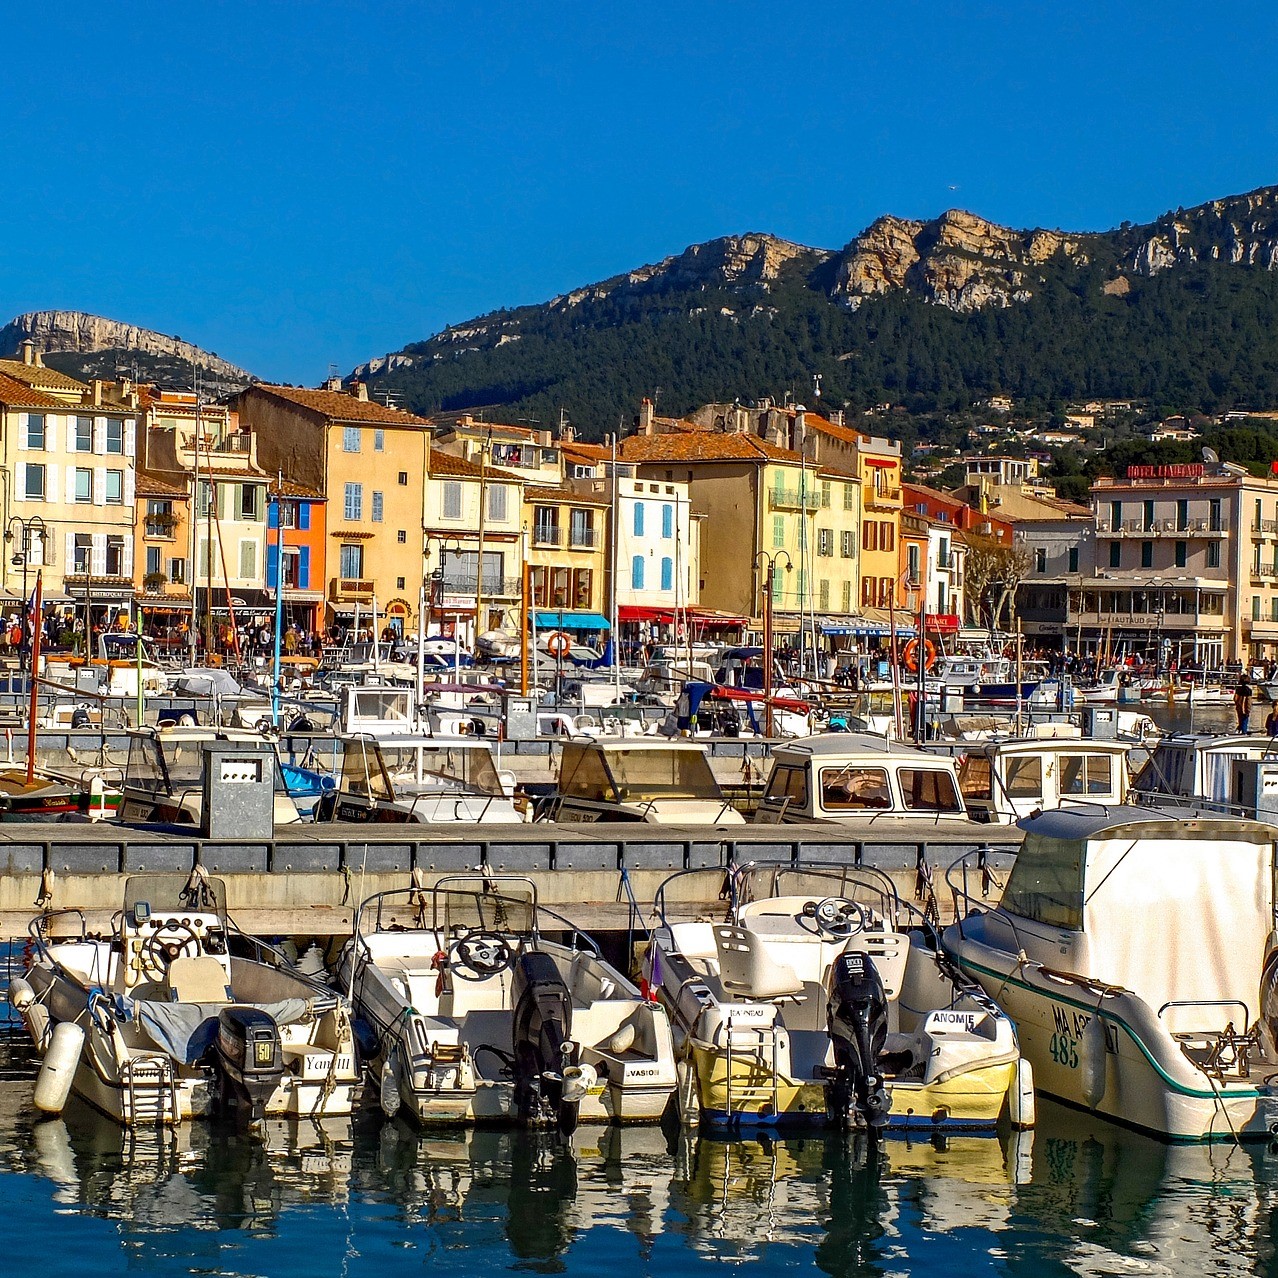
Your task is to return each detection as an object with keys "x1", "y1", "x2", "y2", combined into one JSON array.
[{"x1": 1052, "y1": 1005, "x2": 1091, "y2": 1038}]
